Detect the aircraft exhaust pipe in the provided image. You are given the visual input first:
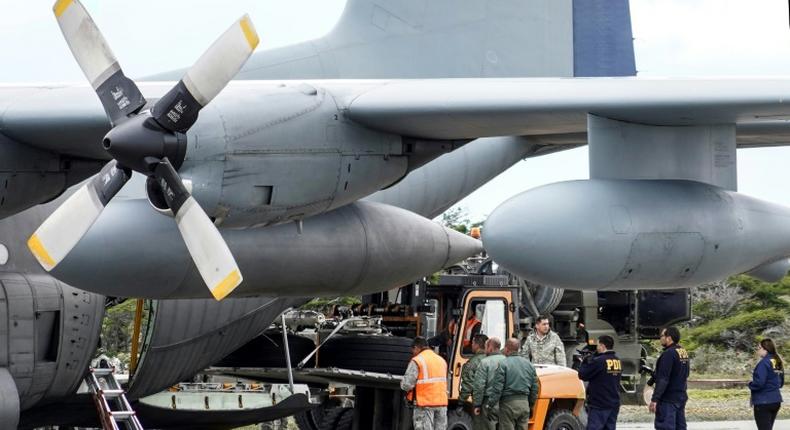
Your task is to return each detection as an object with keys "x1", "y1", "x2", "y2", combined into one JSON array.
[
  {"x1": 53, "y1": 201, "x2": 482, "y2": 299},
  {"x1": 483, "y1": 179, "x2": 790, "y2": 290}
]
